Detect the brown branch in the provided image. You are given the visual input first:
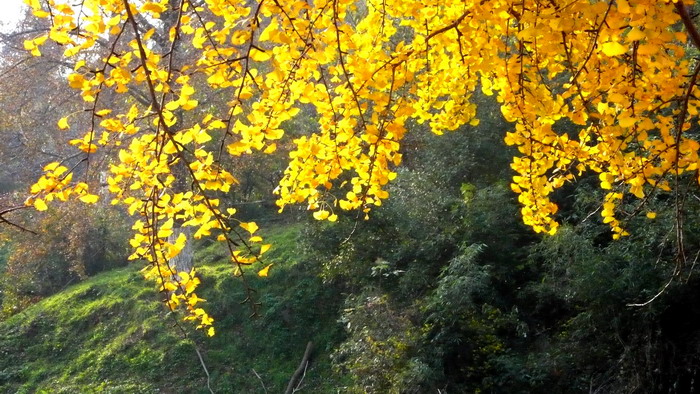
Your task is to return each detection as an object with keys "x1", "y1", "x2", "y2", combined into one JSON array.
[
  {"x1": 676, "y1": 1, "x2": 700, "y2": 50},
  {"x1": 0, "y1": 205, "x2": 37, "y2": 234},
  {"x1": 426, "y1": 11, "x2": 470, "y2": 42}
]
